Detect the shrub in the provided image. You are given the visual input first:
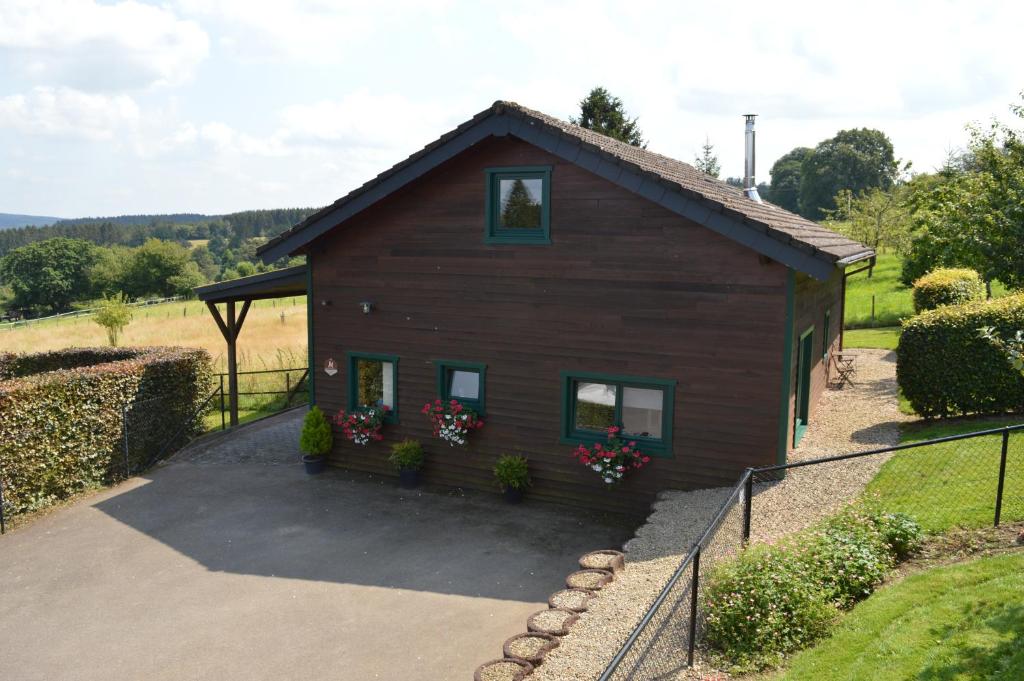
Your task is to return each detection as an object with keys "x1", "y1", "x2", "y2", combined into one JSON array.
[
  {"x1": 93, "y1": 294, "x2": 133, "y2": 346},
  {"x1": 703, "y1": 544, "x2": 838, "y2": 672},
  {"x1": 871, "y1": 511, "x2": 924, "y2": 559},
  {"x1": 0, "y1": 347, "x2": 212, "y2": 515},
  {"x1": 388, "y1": 439, "x2": 424, "y2": 471},
  {"x1": 299, "y1": 406, "x2": 332, "y2": 457},
  {"x1": 790, "y1": 510, "x2": 894, "y2": 608},
  {"x1": 898, "y1": 294, "x2": 1024, "y2": 417},
  {"x1": 494, "y1": 454, "x2": 530, "y2": 490},
  {"x1": 912, "y1": 268, "x2": 985, "y2": 313}
]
